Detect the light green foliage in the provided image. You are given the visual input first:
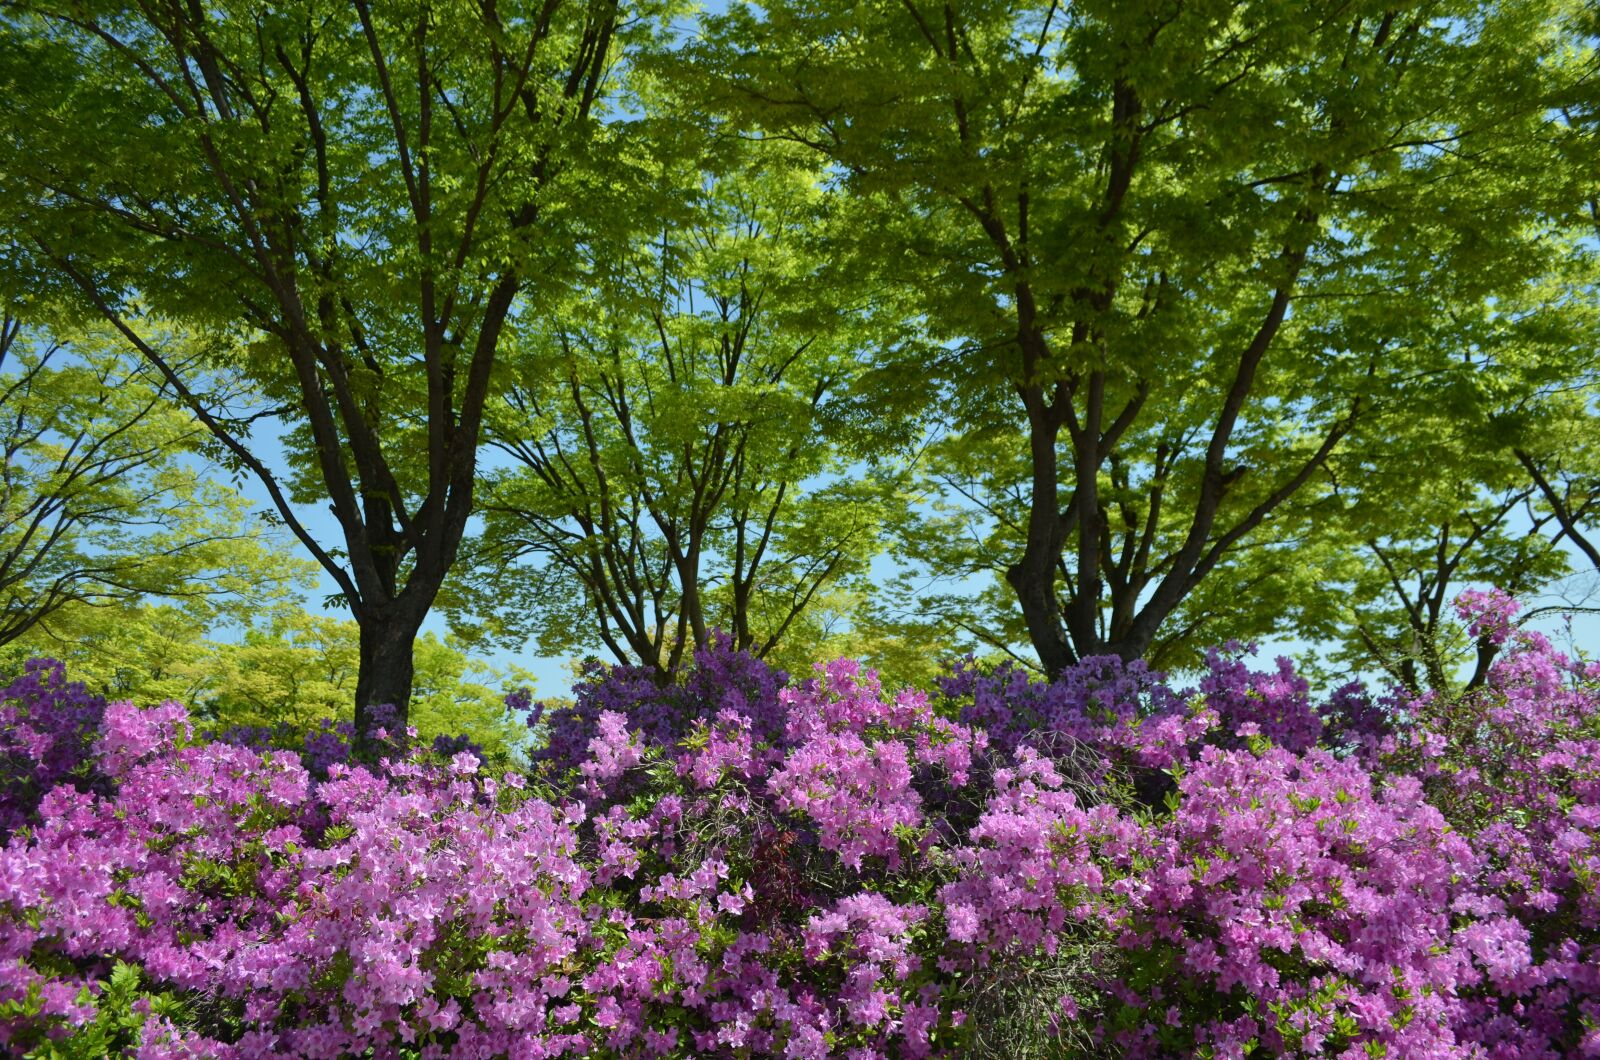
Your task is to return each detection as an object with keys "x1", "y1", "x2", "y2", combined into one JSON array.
[
  {"x1": 0, "y1": 598, "x2": 533, "y2": 757},
  {"x1": 465, "y1": 140, "x2": 909, "y2": 672},
  {"x1": 0, "y1": 320, "x2": 306, "y2": 649},
  {"x1": 0, "y1": 602, "x2": 227, "y2": 708},
  {"x1": 199, "y1": 610, "x2": 362, "y2": 729},
  {"x1": 1291, "y1": 269, "x2": 1600, "y2": 692},
  {"x1": 408, "y1": 634, "x2": 538, "y2": 760},
  {"x1": 200, "y1": 615, "x2": 537, "y2": 758},
  {"x1": 0, "y1": 0, "x2": 682, "y2": 725},
  {"x1": 673, "y1": 0, "x2": 1600, "y2": 675}
]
